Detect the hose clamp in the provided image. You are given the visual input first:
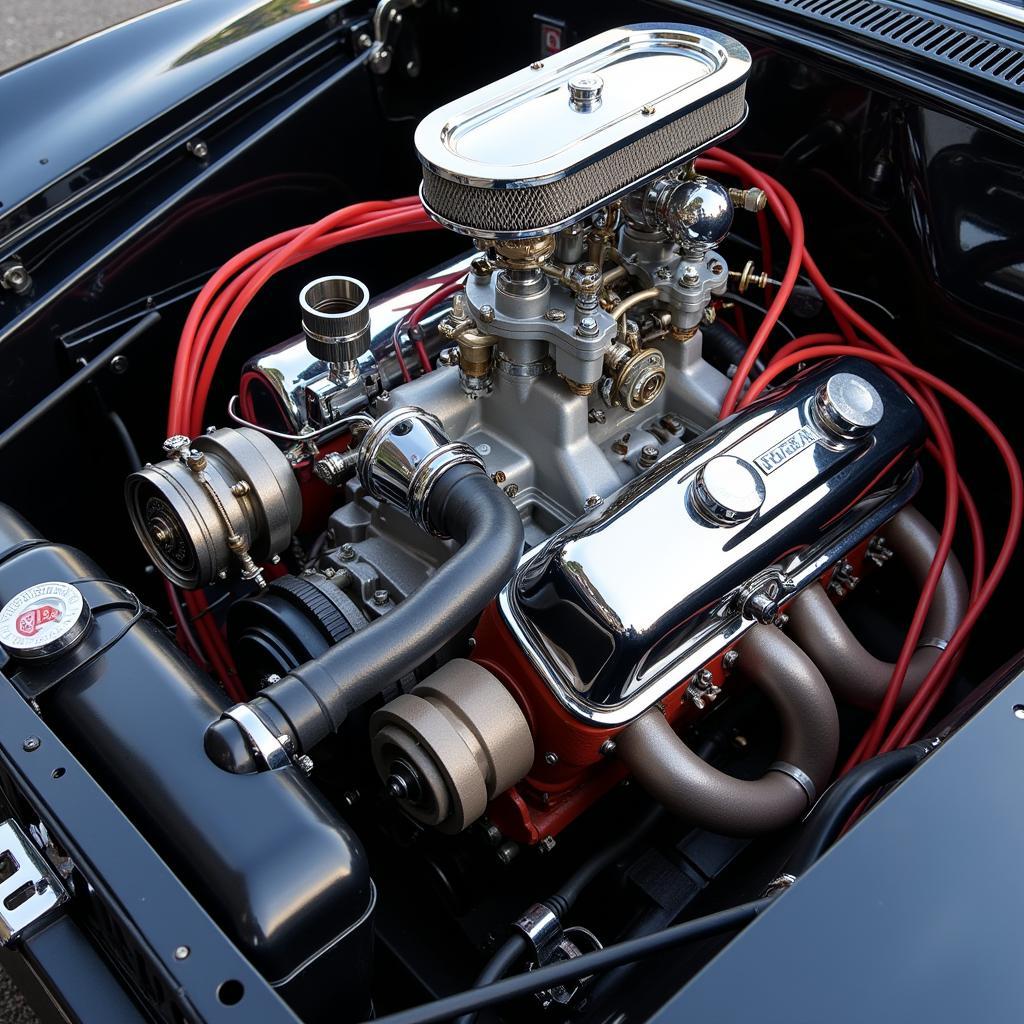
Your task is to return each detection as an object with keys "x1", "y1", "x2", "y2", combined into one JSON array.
[
  {"x1": 408, "y1": 442, "x2": 485, "y2": 536},
  {"x1": 512, "y1": 902, "x2": 563, "y2": 964},
  {"x1": 222, "y1": 704, "x2": 293, "y2": 771},
  {"x1": 769, "y1": 760, "x2": 817, "y2": 806}
]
